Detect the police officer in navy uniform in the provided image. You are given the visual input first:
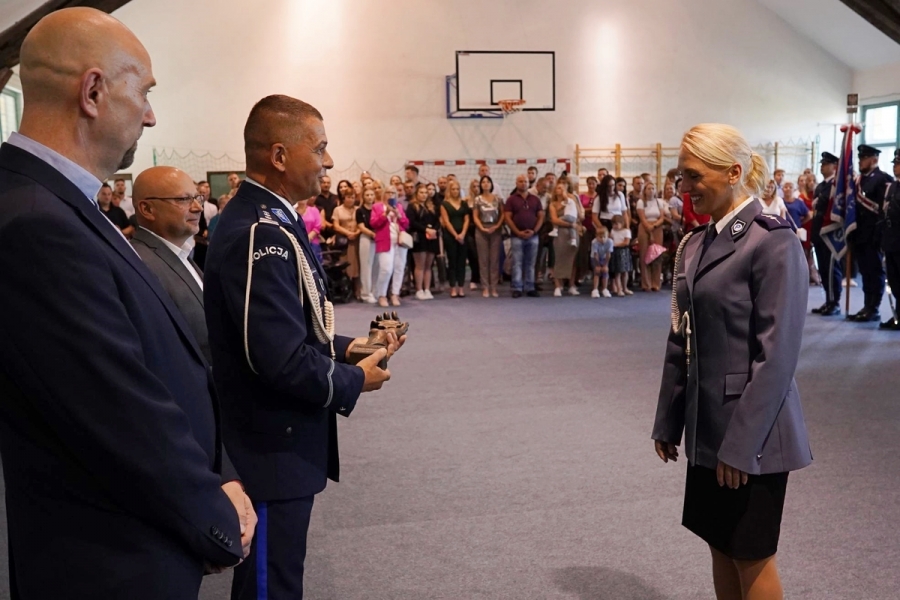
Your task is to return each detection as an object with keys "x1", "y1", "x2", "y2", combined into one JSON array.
[
  {"x1": 850, "y1": 144, "x2": 894, "y2": 322},
  {"x1": 204, "y1": 95, "x2": 403, "y2": 599},
  {"x1": 810, "y1": 152, "x2": 842, "y2": 316},
  {"x1": 880, "y1": 149, "x2": 900, "y2": 330}
]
